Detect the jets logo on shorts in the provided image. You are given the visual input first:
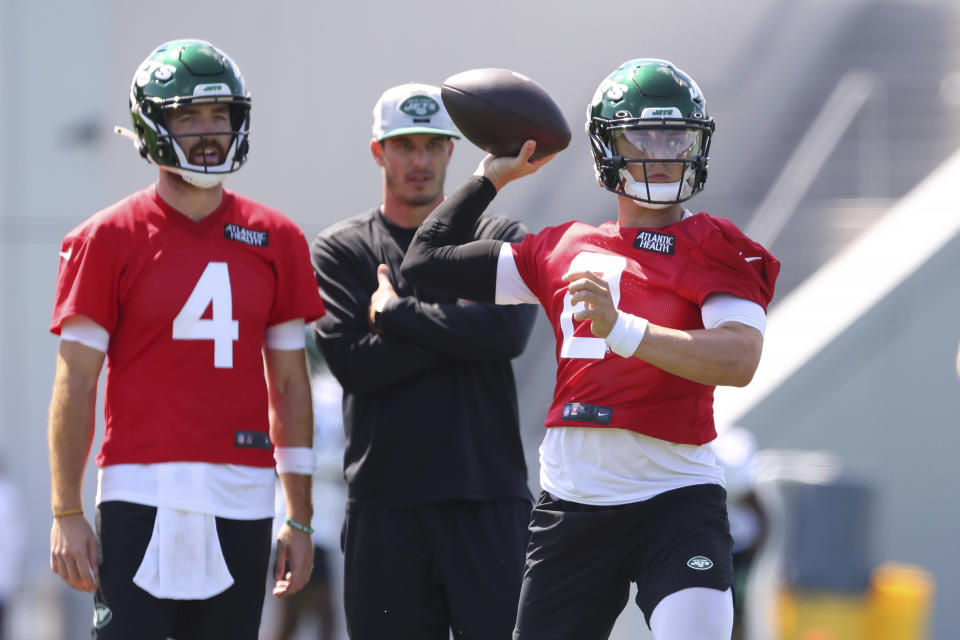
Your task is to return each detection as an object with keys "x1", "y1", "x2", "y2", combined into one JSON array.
[
  {"x1": 93, "y1": 603, "x2": 113, "y2": 629},
  {"x1": 687, "y1": 556, "x2": 714, "y2": 571}
]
